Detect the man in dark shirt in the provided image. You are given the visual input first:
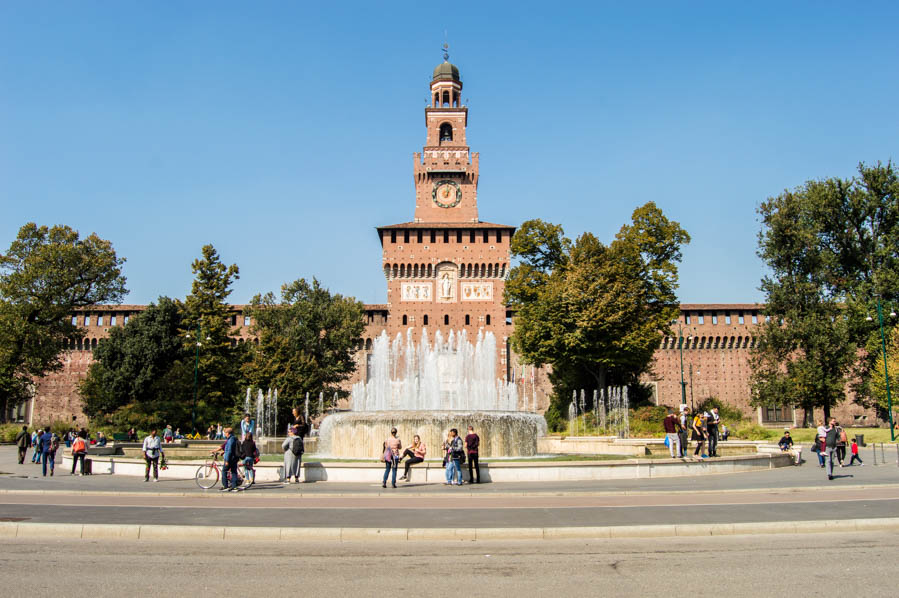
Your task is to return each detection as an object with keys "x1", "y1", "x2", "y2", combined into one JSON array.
[
  {"x1": 465, "y1": 426, "x2": 481, "y2": 484},
  {"x1": 663, "y1": 409, "x2": 680, "y2": 458},
  {"x1": 824, "y1": 418, "x2": 840, "y2": 480},
  {"x1": 707, "y1": 408, "x2": 720, "y2": 457},
  {"x1": 778, "y1": 431, "x2": 794, "y2": 451},
  {"x1": 15, "y1": 426, "x2": 30, "y2": 464}
]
